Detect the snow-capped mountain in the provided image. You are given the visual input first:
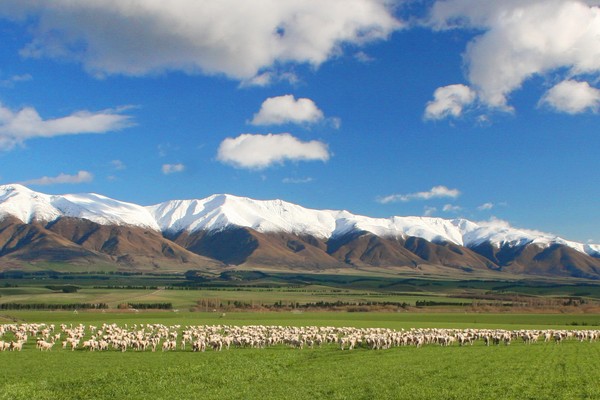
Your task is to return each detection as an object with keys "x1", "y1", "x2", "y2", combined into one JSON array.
[
  {"x1": 0, "y1": 184, "x2": 598, "y2": 278},
  {"x1": 2, "y1": 184, "x2": 599, "y2": 257},
  {"x1": 0, "y1": 184, "x2": 159, "y2": 230},
  {"x1": 148, "y1": 193, "x2": 599, "y2": 258}
]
